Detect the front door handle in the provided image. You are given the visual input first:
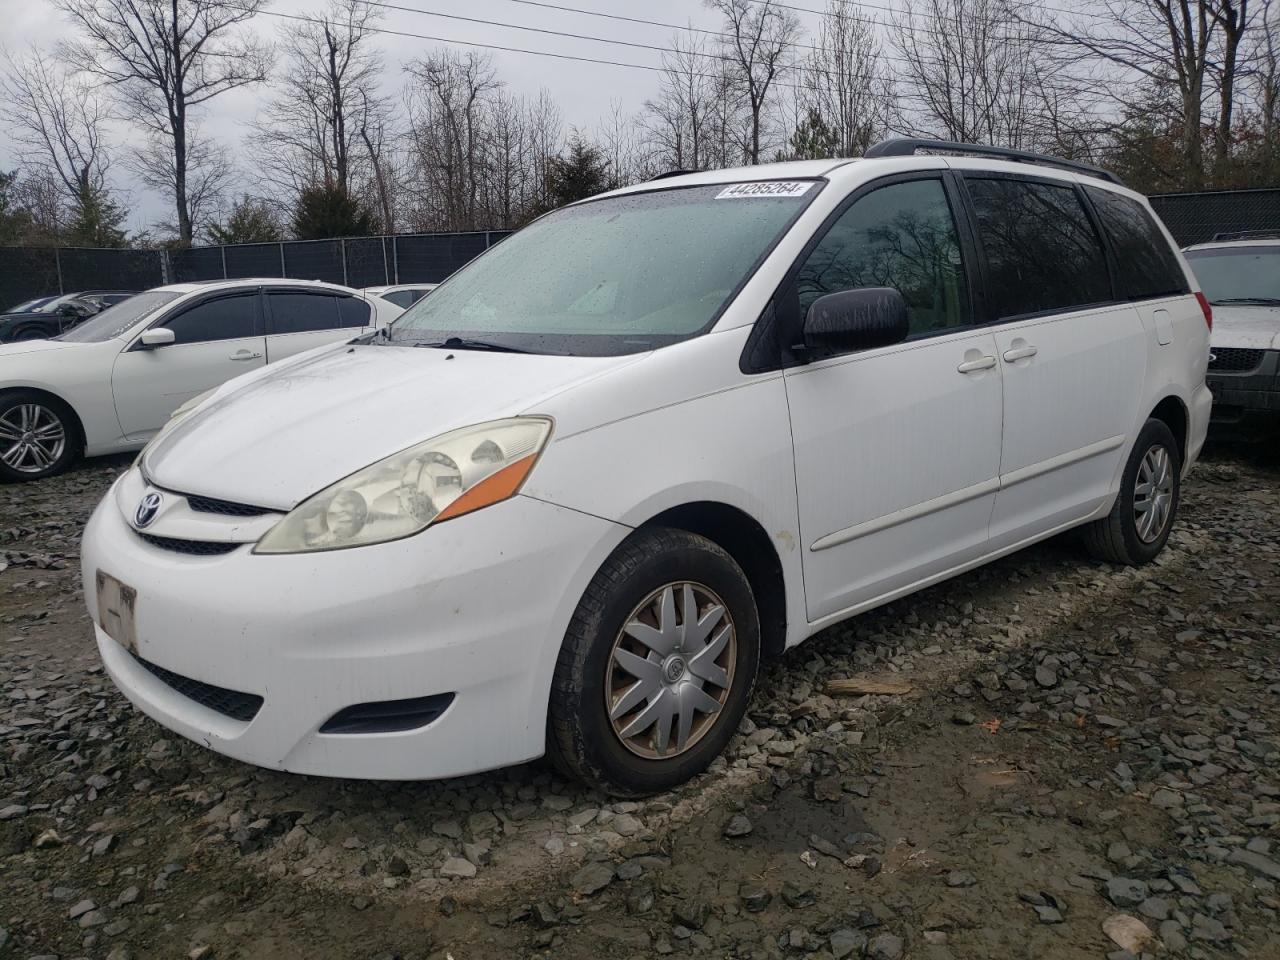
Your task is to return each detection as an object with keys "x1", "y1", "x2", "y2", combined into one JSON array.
[
  {"x1": 1003, "y1": 345, "x2": 1038, "y2": 362},
  {"x1": 957, "y1": 355, "x2": 997, "y2": 373},
  {"x1": 230, "y1": 350, "x2": 263, "y2": 361}
]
